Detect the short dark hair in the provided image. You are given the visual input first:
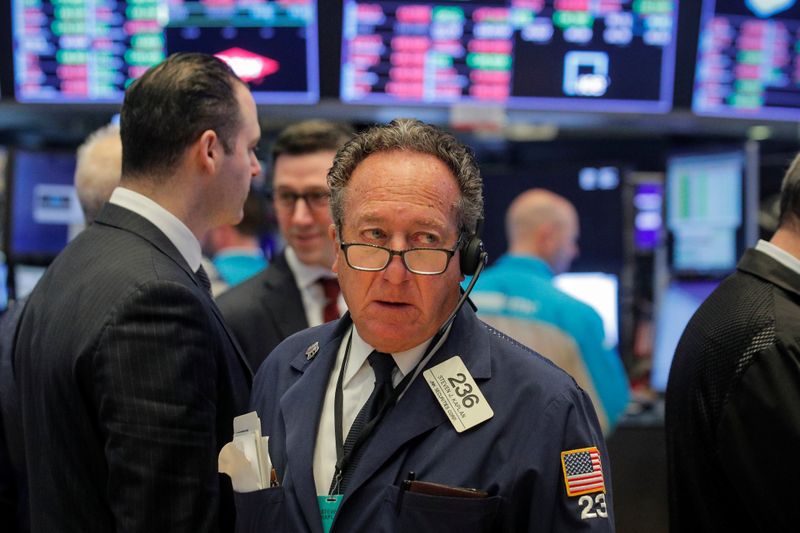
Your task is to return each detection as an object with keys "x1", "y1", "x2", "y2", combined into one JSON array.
[
  {"x1": 236, "y1": 187, "x2": 270, "y2": 237},
  {"x1": 328, "y1": 118, "x2": 483, "y2": 235},
  {"x1": 121, "y1": 52, "x2": 244, "y2": 181},
  {"x1": 271, "y1": 120, "x2": 354, "y2": 166},
  {"x1": 779, "y1": 153, "x2": 800, "y2": 228}
]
